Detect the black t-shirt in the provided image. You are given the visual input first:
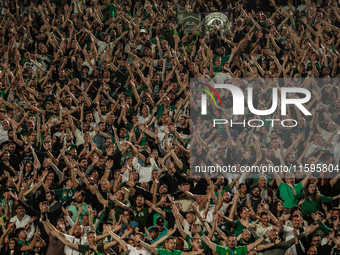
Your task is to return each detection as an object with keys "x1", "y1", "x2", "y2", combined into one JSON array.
[{"x1": 176, "y1": 126, "x2": 190, "y2": 136}]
